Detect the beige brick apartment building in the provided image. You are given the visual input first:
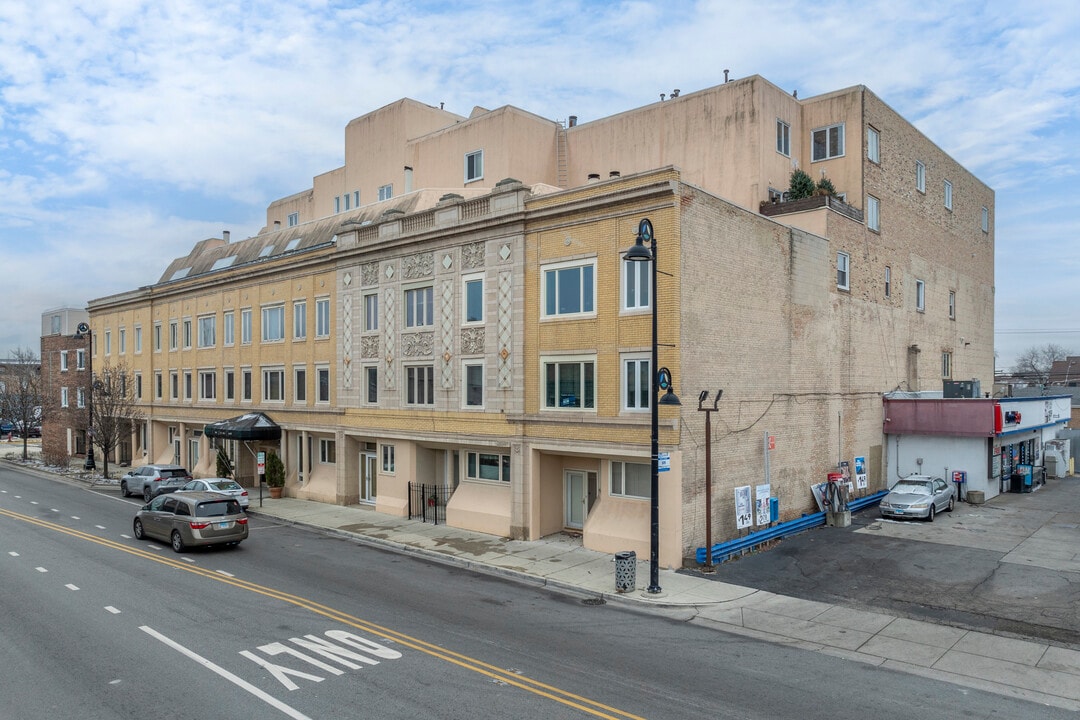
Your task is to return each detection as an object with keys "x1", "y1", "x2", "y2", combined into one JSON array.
[{"x1": 83, "y1": 75, "x2": 993, "y2": 567}]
